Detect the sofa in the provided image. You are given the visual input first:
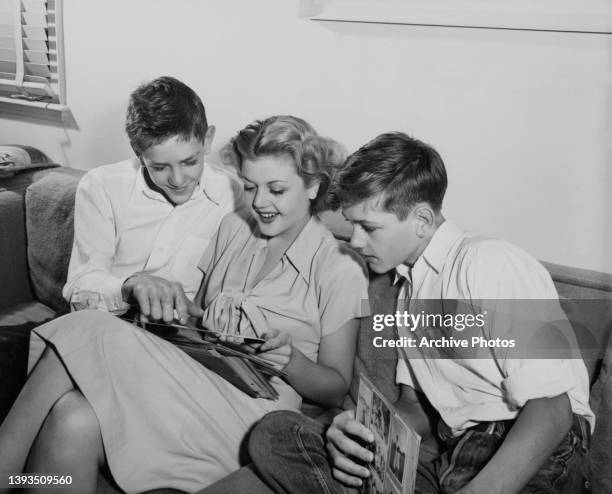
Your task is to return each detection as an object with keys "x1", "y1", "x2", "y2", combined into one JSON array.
[{"x1": 1, "y1": 166, "x2": 611, "y2": 493}]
